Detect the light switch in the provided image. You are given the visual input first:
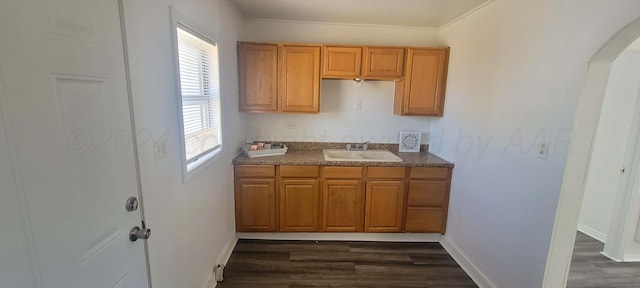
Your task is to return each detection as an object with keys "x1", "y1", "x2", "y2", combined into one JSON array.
[{"x1": 153, "y1": 138, "x2": 167, "y2": 160}]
